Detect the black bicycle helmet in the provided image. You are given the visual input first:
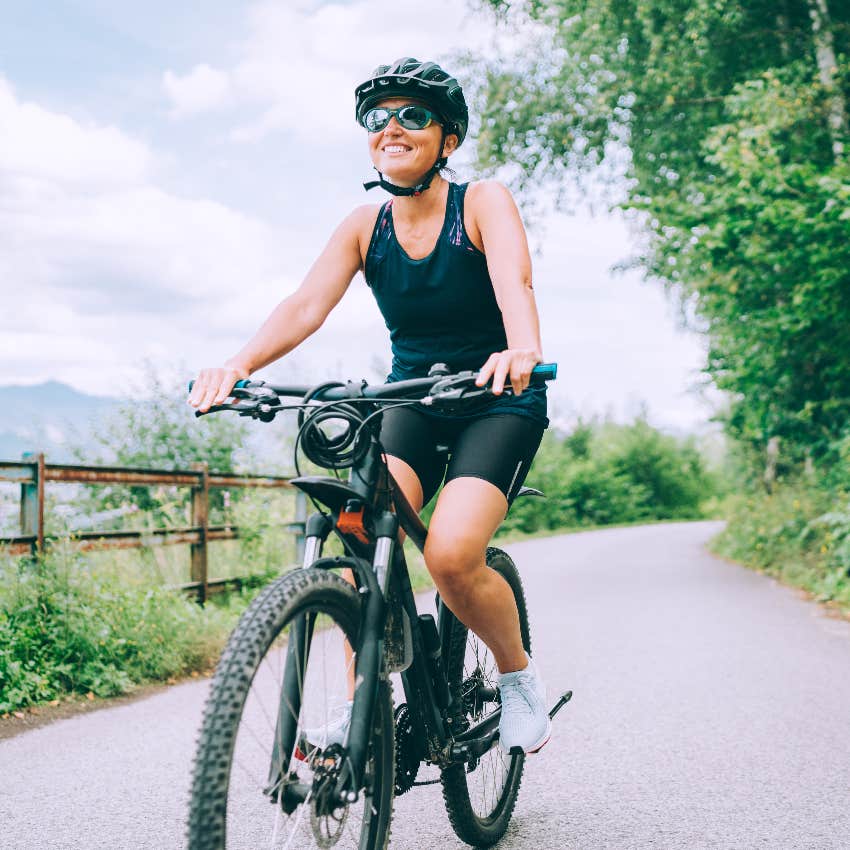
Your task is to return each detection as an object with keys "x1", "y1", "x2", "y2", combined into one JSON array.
[
  {"x1": 355, "y1": 57, "x2": 469, "y2": 196},
  {"x1": 355, "y1": 57, "x2": 469, "y2": 144}
]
